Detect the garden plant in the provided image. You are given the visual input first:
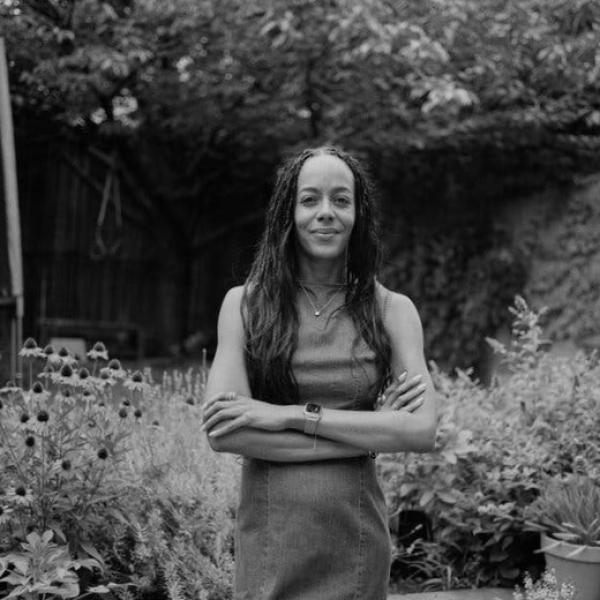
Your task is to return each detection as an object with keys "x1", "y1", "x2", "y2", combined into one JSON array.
[{"x1": 1, "y1": 294, "x2": 599, "y2": 598}]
